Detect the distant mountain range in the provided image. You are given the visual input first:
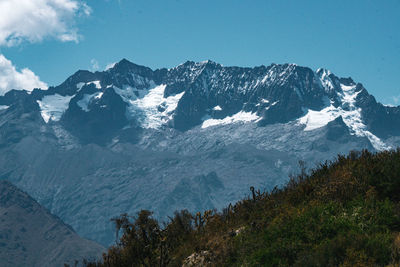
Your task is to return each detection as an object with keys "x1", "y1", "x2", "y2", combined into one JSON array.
[{"x1": 0, "y1": 59, "x2": 399, "y2": 246}]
